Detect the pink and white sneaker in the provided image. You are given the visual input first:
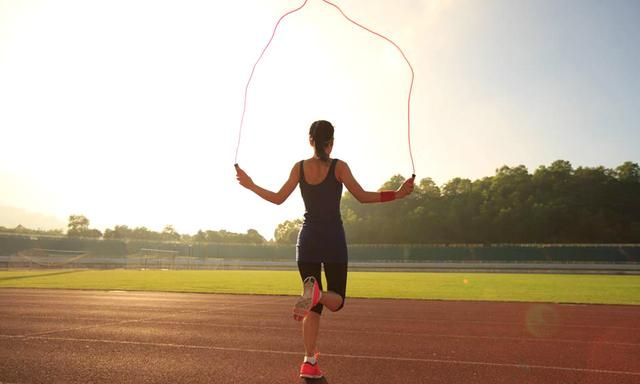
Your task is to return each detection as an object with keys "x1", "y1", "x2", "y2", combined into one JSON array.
[
  {"x1": 293, "y1": 276, "x2": 321, "y2": 321},
  {"x1": 299, "y1": 359, "x2": 323, "y2": 379}
]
